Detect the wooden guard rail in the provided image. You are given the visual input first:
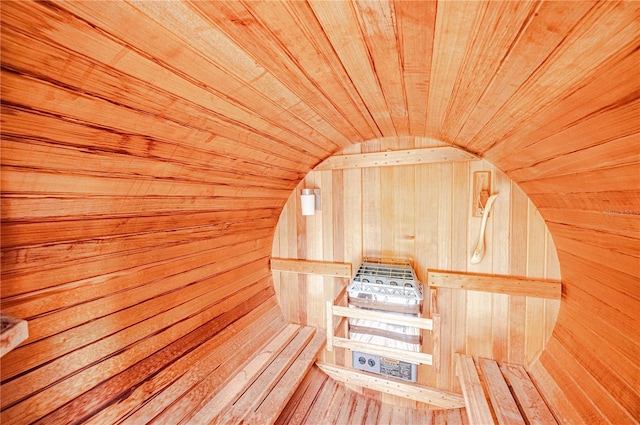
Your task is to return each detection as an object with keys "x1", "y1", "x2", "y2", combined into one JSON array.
[
  {"x1": 456, "y1": 354, "x2": 558, "y2": 425},
  {"x1": 326, "y1": 302, "x2": 436, "y2": 366}
]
